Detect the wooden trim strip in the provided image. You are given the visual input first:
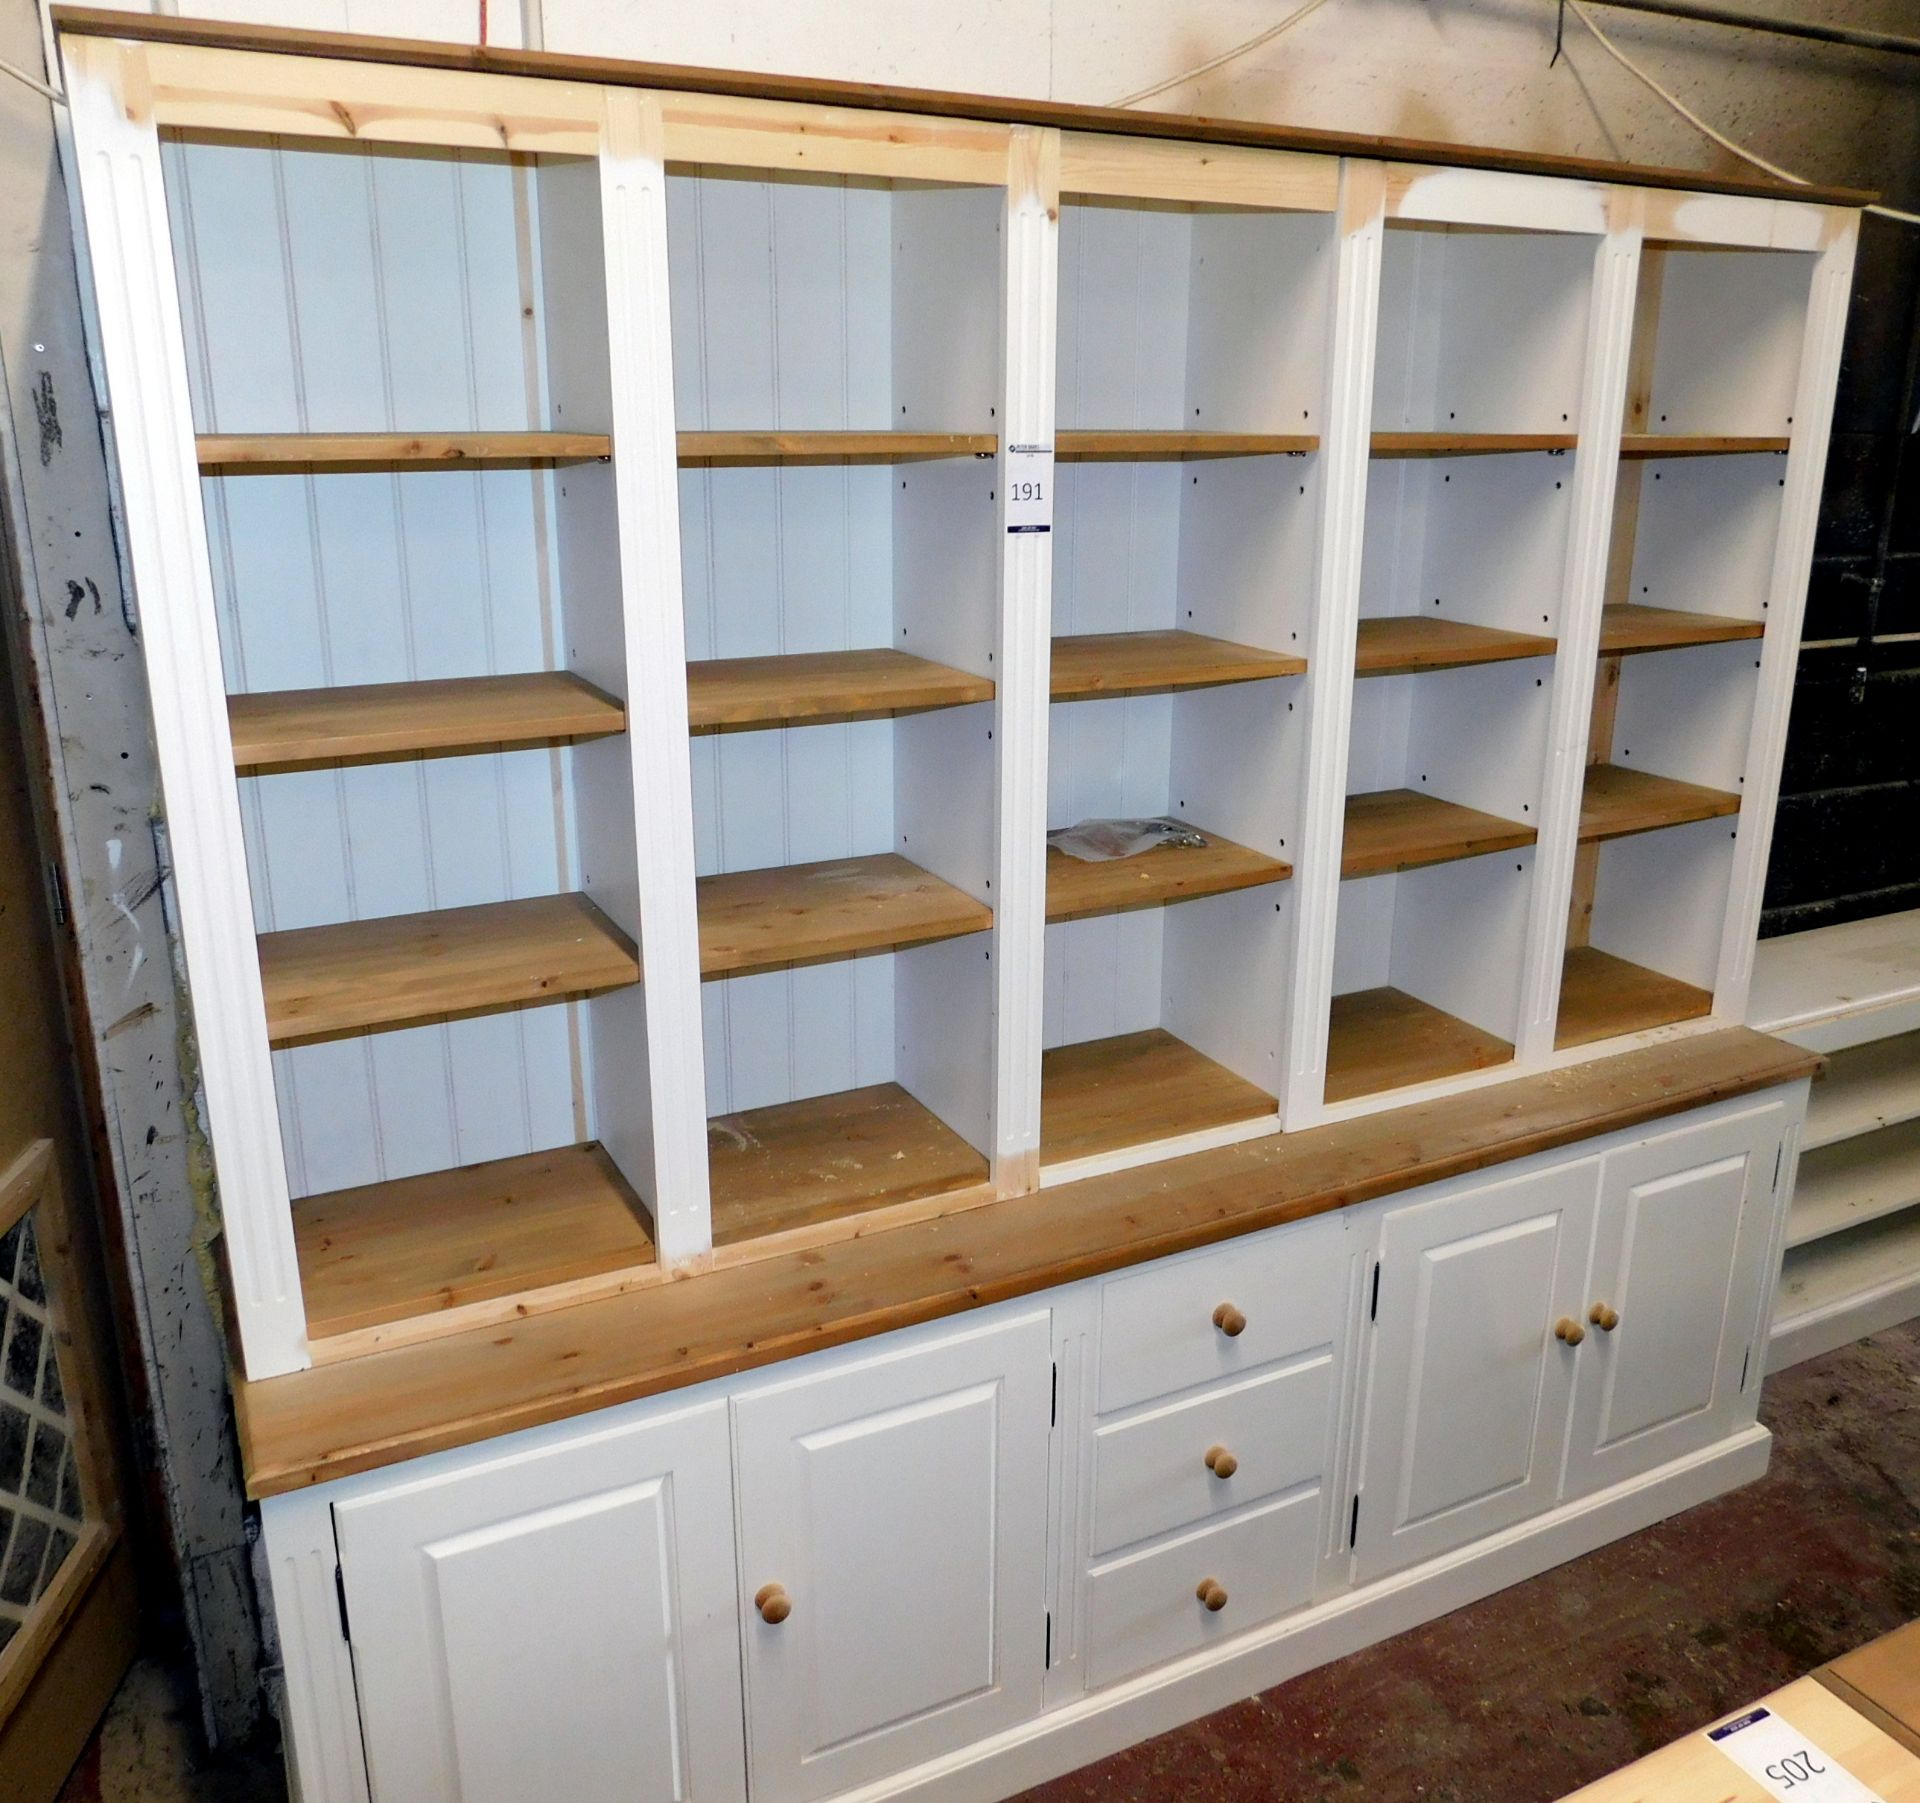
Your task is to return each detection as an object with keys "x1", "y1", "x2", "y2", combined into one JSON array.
[
  {"x1": 231, "y1": 1028, "x2": 1818, "y2": 1496},
  {"x1": 49, "y1": 9, "x2": 1874, "y2": 207}
]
